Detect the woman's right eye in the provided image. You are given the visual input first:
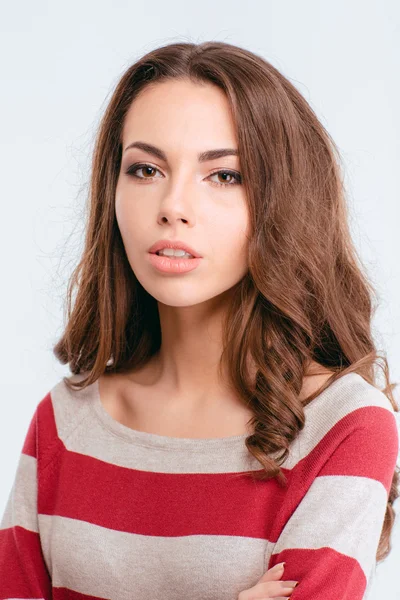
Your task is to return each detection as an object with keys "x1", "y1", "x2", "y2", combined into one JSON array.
[{"x1": 125, "y1": 163, "x2": 163, "y2": 180}]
